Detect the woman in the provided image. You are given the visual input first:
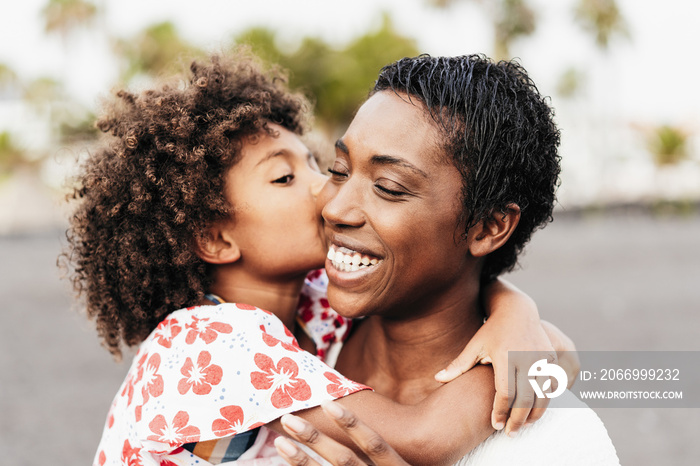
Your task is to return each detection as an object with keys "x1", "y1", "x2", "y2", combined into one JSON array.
[
  {"x1": 275, "y1": 55, "x2": 619, "y2": 465},
  {"x1": 68, "y1": 52, "x2": 575, "y2": 466}
]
